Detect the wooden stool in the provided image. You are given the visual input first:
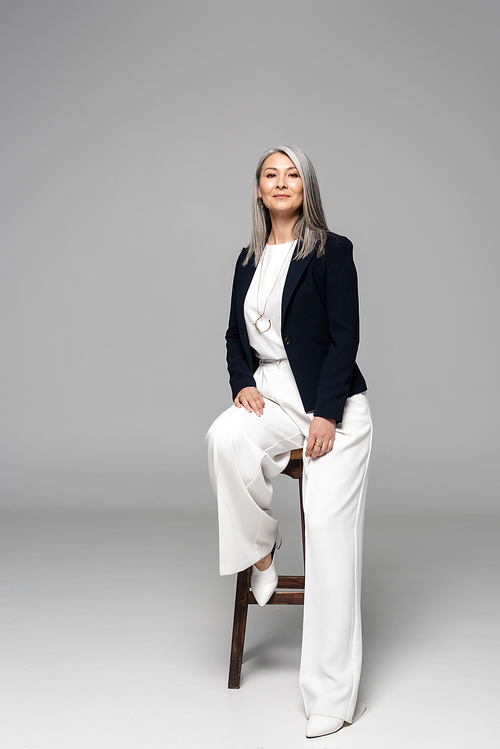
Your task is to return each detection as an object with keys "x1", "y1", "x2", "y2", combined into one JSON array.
[{"x1": 228, "y1": 448, "x2": 305, "y2": 689}]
